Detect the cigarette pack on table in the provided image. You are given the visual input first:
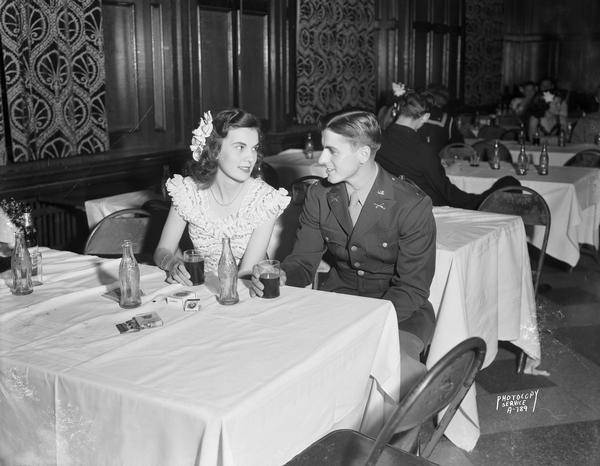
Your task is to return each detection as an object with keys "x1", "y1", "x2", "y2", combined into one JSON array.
[
  {"x1": 166, "y1": 290, "x2": 196, "y2": 305},
  {"x1": 183, "y1": 299, "x2": 202, "y2": 312},
  {"x1": 116, "y1": 311, "x2": 163, "y2": 334}
]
